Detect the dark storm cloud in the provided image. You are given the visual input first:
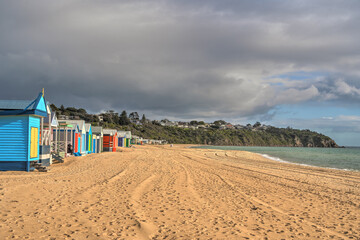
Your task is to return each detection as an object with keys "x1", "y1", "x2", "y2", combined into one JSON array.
[{"x1": 0, "y1": 0, "x2": 360, "y2": 120}]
